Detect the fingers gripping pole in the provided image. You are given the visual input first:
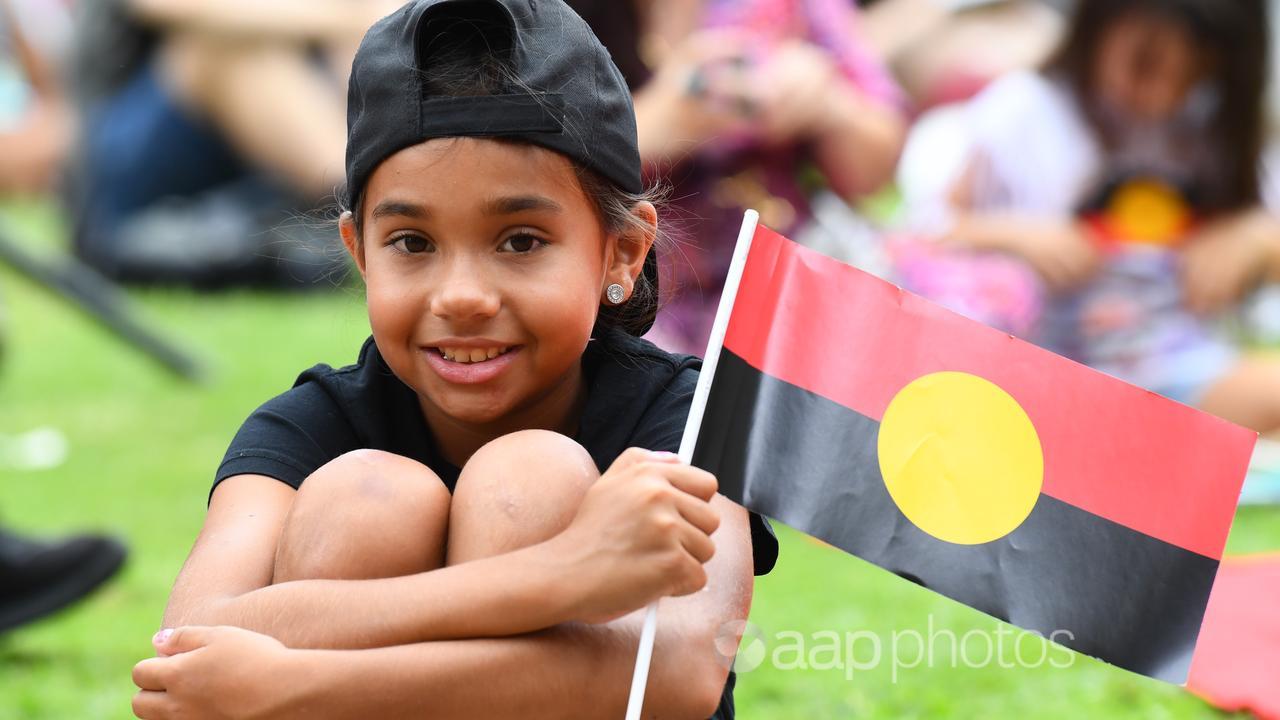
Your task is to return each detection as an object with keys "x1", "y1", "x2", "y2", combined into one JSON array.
[{"x1": 623, "y1": 211, "x2": 759, "y2": 720}]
